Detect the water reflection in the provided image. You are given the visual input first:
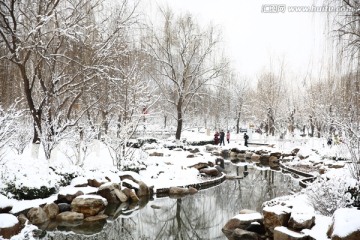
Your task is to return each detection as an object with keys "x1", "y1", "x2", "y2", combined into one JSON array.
[{"x1": 45, "y1": 164, "x2": 300, "y2": 240}]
